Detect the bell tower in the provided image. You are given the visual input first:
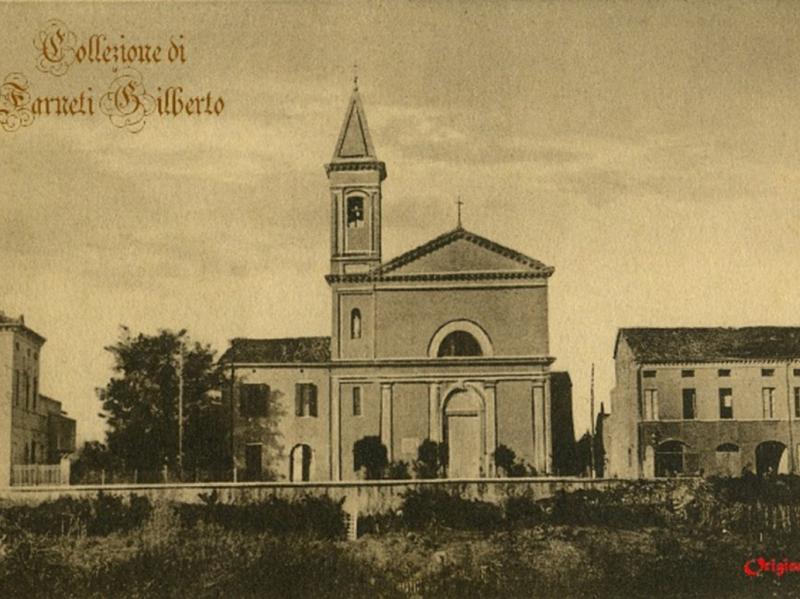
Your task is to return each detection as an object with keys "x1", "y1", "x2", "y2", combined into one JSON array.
[{"x1": 325, "y1": 81, "x2": 386, "y2": 276}]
